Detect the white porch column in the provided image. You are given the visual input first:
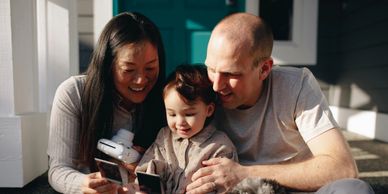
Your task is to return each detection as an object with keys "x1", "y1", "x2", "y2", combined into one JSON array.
[
  {"x1": 93, "y1": 0, "x2": 112, "y2": 44},
  {"x1": 0, "y1": 0, "x2": 78, "y2": 187}
]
